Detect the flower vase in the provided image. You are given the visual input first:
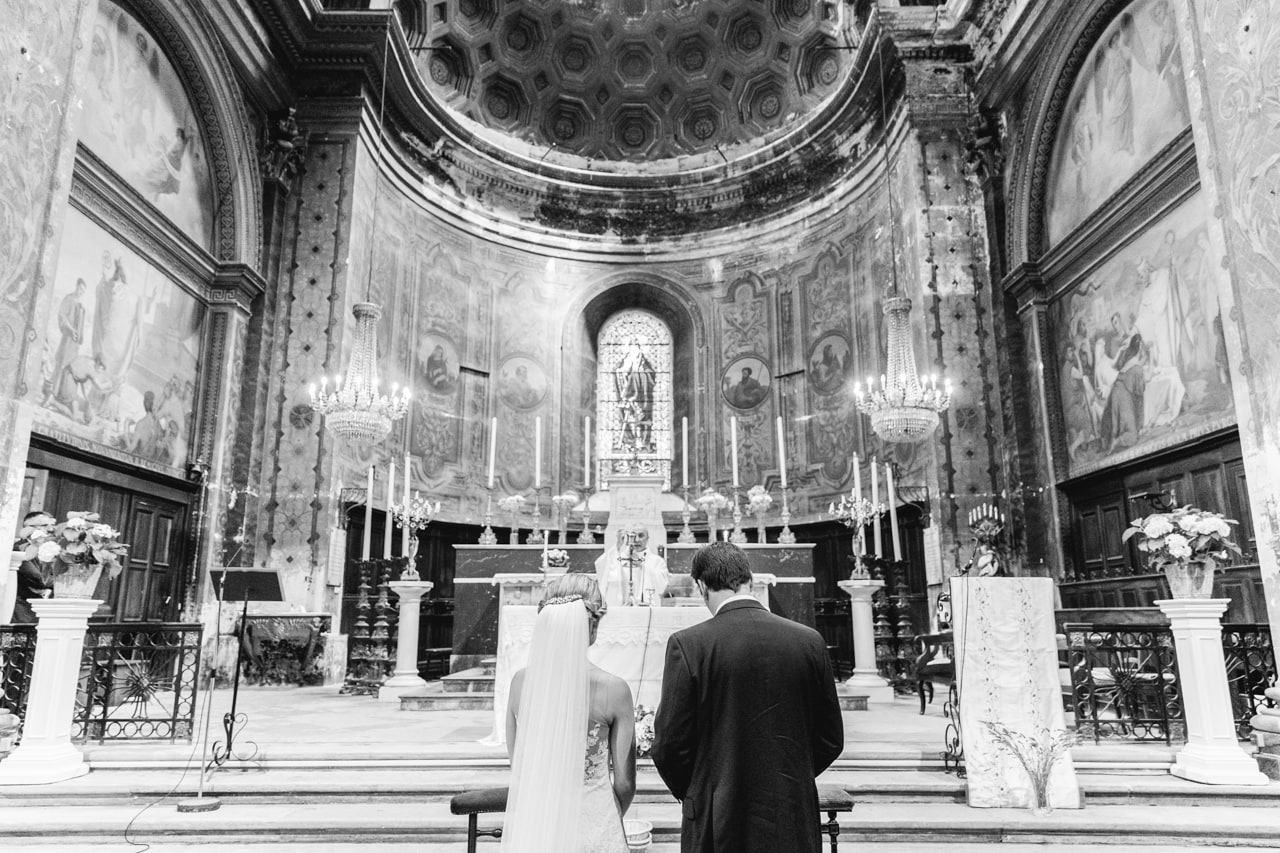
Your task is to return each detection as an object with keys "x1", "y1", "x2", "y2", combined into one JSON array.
[
  {"x1": 1029, "y1": 780, "x2": 1051, "y2": 817},
  {"x1": 754, "y1": 513, "x2": 767, "y2": 545},
  {"x1": 705, "y1": 508, "x2": 718, "y2": 543},
  {"x1": 1164, "y1": 559, "x2": 1216, "y2": 599},
  {"x1": 507, "y1": 513, "x2": 519, "y2": 546},
  {"x1": 50, "y1": 562, "x2": 104, "y2": 598}
]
